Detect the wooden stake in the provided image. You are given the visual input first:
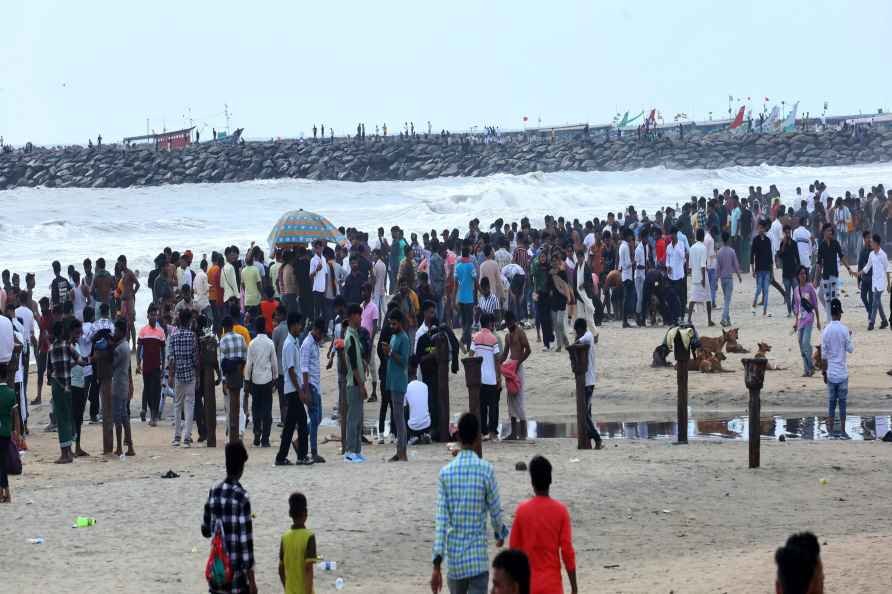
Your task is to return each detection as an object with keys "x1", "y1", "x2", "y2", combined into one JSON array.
[
  {"x1": 742, "y1": 358, "x2": 767, "y2": 469},
  {"x1": 200, "y1": 336, "x2": 217, "y2": 447},
  {"x1": 566, "y1": 343, "x2": 591, "y2": 450},
  {"x1": 461, "y1": 356, "x2": 483, "y2": 457},
  {"x1": 434, "y1": 332, "x2": 451, "y2": 442},
  {"x1": 674, "y1": 332, "x2": 690, "y2": 444}
]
